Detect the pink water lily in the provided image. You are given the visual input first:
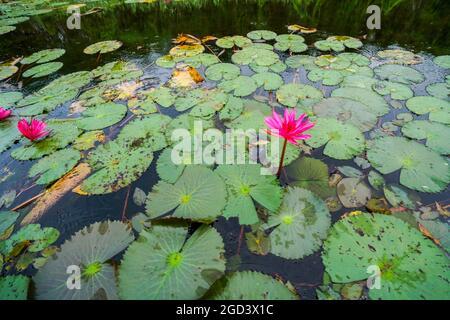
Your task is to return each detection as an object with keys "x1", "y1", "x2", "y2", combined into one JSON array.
[
  {"x1": 17, "y1": 118, "x2": 50, "y2": 141},
  {"x1": 0, "y1": 107, "x2": 12, "y2": 121},
  {"x1": 265, "y1": 108, "x2": 315, "y2": 177}
]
